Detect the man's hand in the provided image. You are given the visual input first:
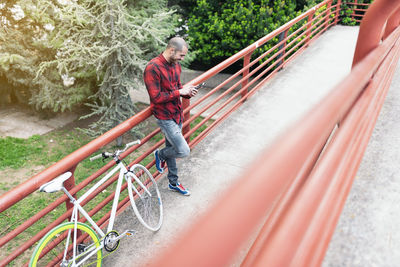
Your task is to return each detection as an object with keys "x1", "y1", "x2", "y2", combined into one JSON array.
[{"x1": 179, "y1": 85, "x2": 198, "y2": 98}]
